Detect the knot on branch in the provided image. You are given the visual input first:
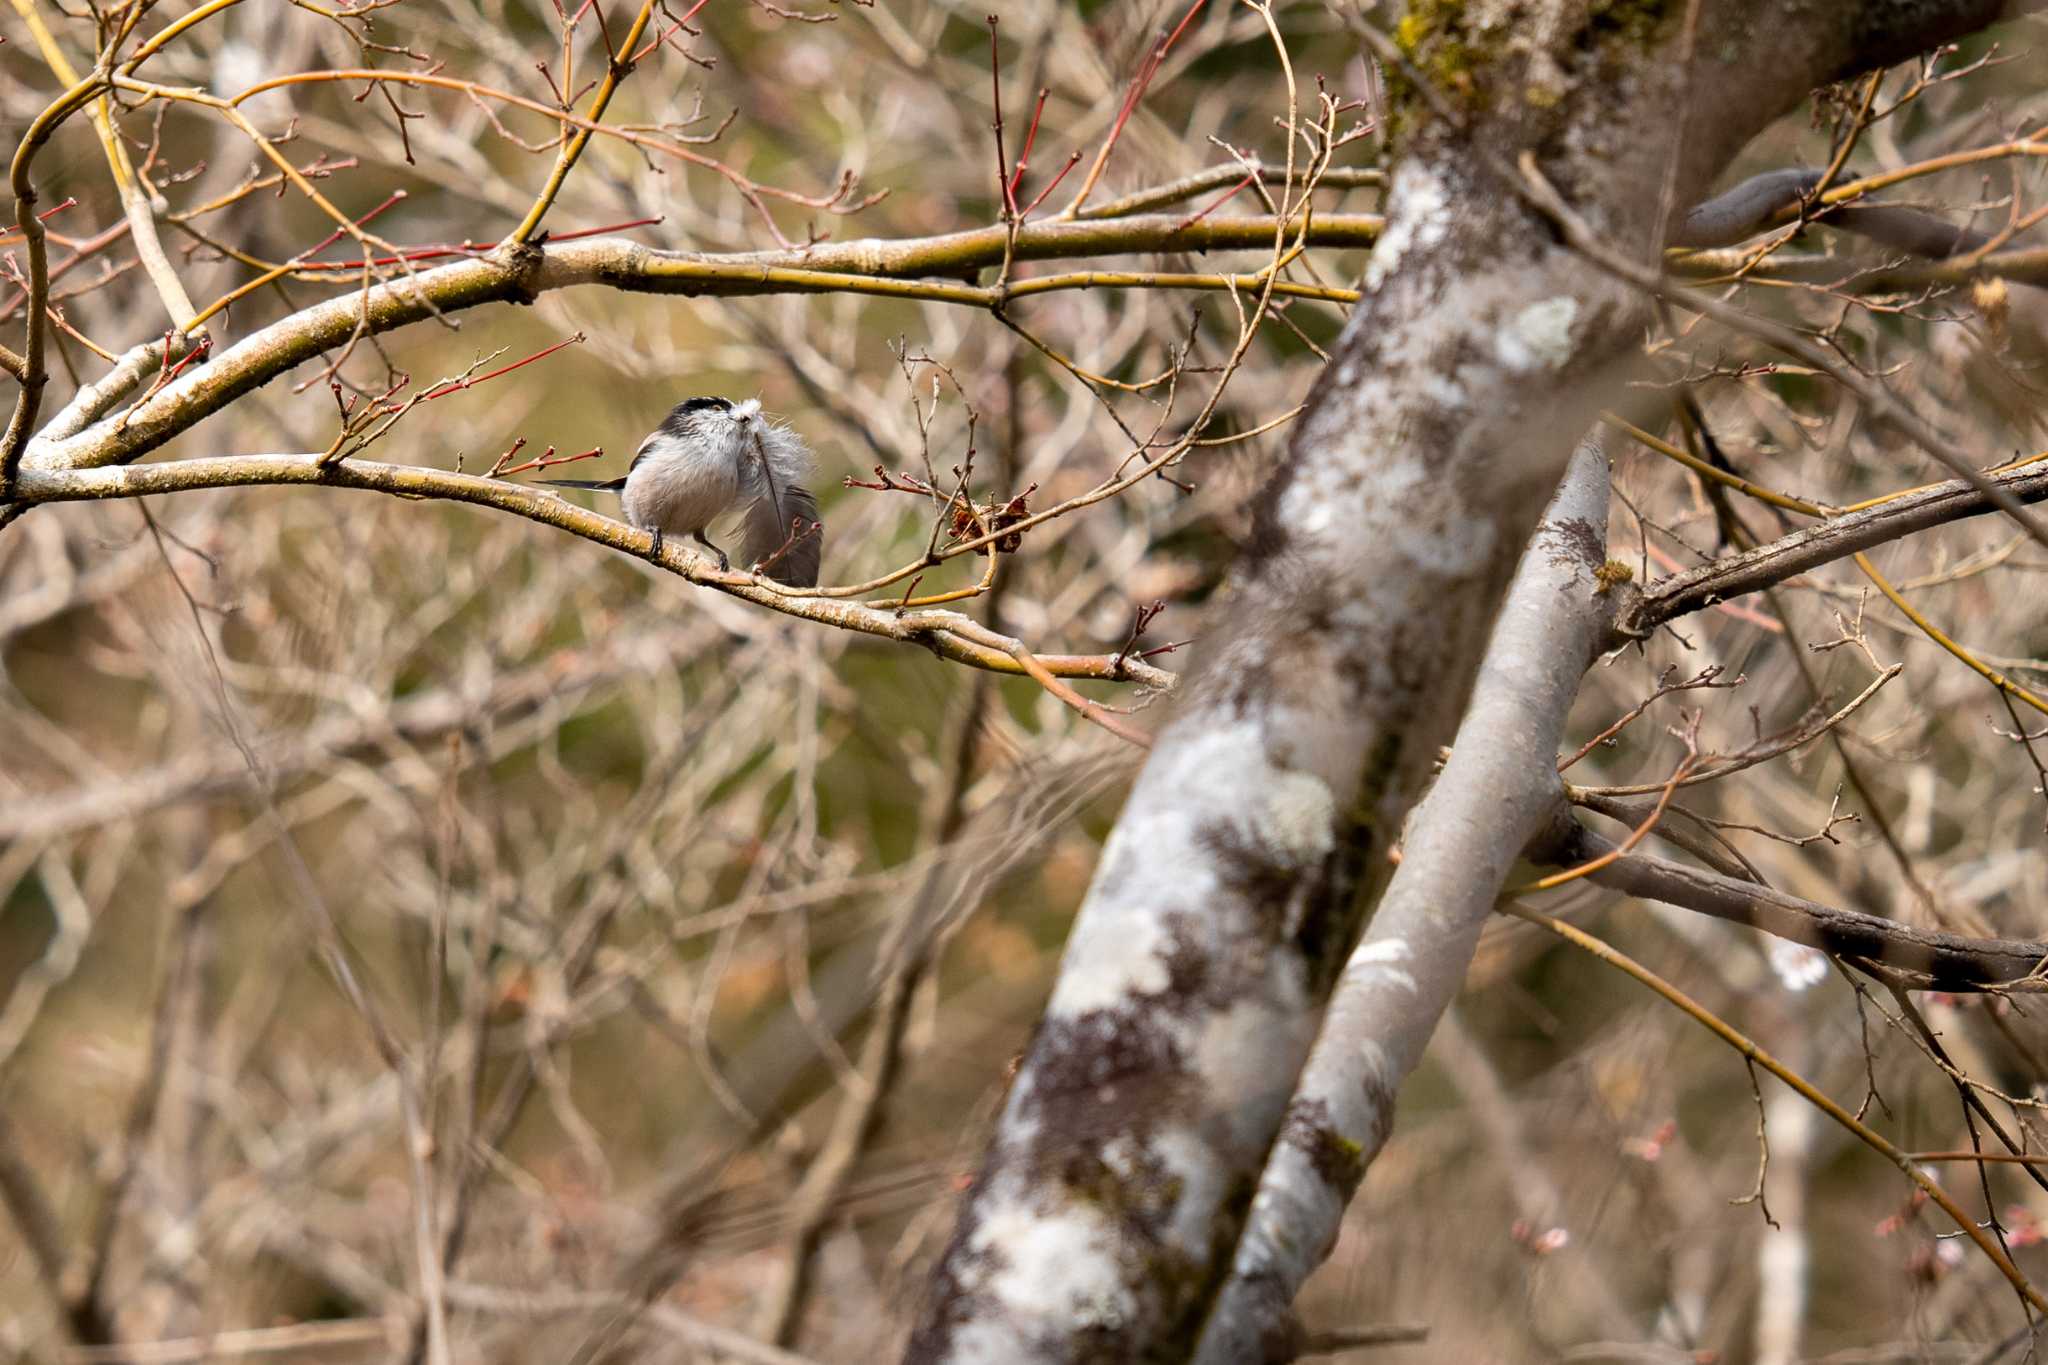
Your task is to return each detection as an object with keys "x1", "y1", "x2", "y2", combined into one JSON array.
[{"x1": 491, "y1": 237, "x2": 548, "y2": 304}]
